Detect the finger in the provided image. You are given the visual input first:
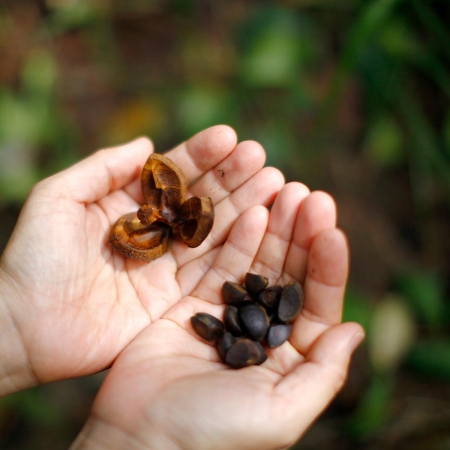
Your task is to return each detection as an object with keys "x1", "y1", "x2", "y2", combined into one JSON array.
[
  {"x1": 290, "y1": 228, "x2": 349, "y2": 354},
  {"x1": 273, "y1": 323, "x2": 364, "y2": 445},
  {"x1": 171, "y1": 167, "x2": 285, "y2": 267},
  {"x1": 283, "y1": 191, "x2": 337, "y2": 284},
  {"x1": 187, "y1": 140, "x2": 266, "y2": 205},
  {"x1": 42, "y1": 137, "x2": 153, "y2": 205},
  {"x1": 164, "y1": 125, "x2": 238, "y2": 185},
  {"x1": 248, "y1": 182, "x2": 310, "y2": 284},
  {"x1": 188, "y1": 205, "x2": 270, "y2": 304}
]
